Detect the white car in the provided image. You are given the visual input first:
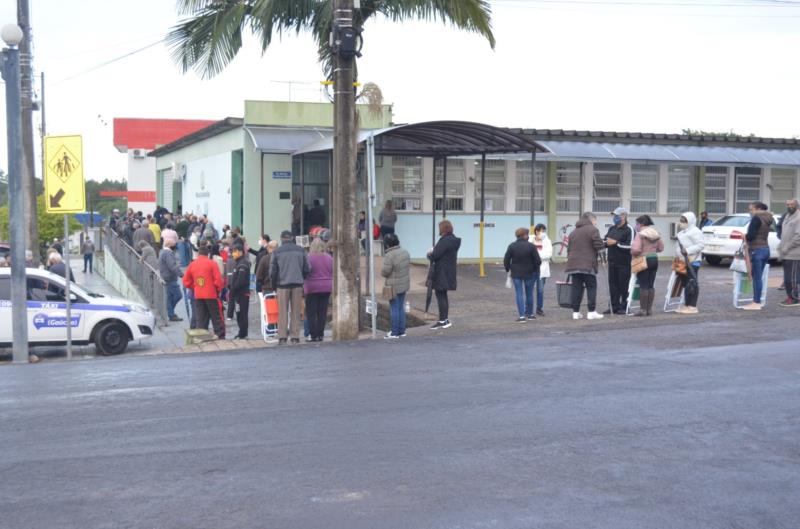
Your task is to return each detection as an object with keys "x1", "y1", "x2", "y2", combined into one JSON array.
[
  {"x1": 701, "y1": 214, "x2": 781, "y2": 266},
  {"x1": 0, "y1": 268, "x2": 155, "y2": 355}
]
